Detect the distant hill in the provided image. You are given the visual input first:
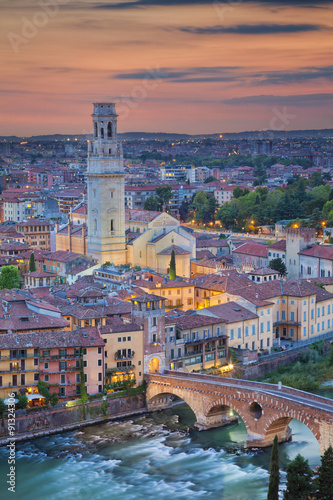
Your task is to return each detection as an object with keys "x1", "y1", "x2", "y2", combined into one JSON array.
[{"x1": 0, "y1": 128, "x2": 332, "y2": 141}]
